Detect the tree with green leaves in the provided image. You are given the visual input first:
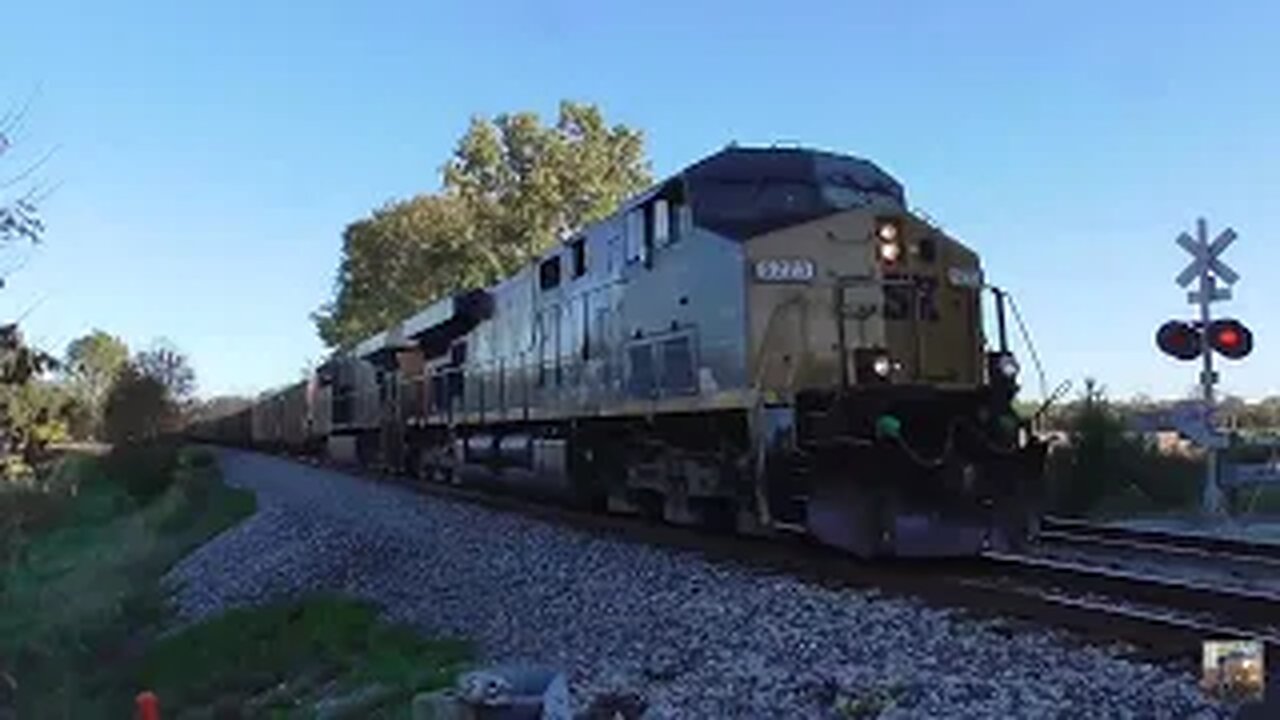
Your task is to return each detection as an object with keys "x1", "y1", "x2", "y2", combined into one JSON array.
[
  {"x1": 135, "y1": 340, "x2": 195, "y2": 403},
  {"x1": 0, "y1": 380, "x2": 74, "y2": 465},
  {"x1": 0, "y1": 323, "x2": 55, "y2": 386},
  {"x1": 63, "y1": 330, "x2": 129, "y2": 436},
  {"x1": 102, "y1": 367, "x2": 173, "y2": 445},
  {"x1": 102, "y1": 344, "x2": 193, "y2": 440},
  {"x1": 313, "y1": 100, "x2": 651, "y2": 349},
  {"x1": 0, "y1": 324, "x2": 65, "y2": 476},
  {"x1": 101, "y1": 341, "x2": 197, "y2": 445},
  {"x1": 443, "y1": 101, "x2": 650, "y2": 269},
  {"x1": 188, "y1": 395, "x2": 254, "y2": 427},
  {"x1": 313, "y1": 194, "x2": 487, "y2": 348}
]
